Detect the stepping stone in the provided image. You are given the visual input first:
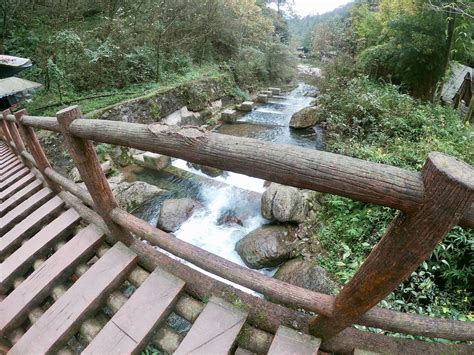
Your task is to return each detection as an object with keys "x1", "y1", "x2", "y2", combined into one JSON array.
[
  {"x1": 256, "y1": 94, "x2": 269, "y2": 103},
  {"x1": 221, "y1": 109, "x2": 238, "y2": 123},
  {"x1": 238, "y1": 101, "x2": 254, "y2": 112},
  {"x1": 269, "y1": 87, "x2": 281, "y2": 95}
]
